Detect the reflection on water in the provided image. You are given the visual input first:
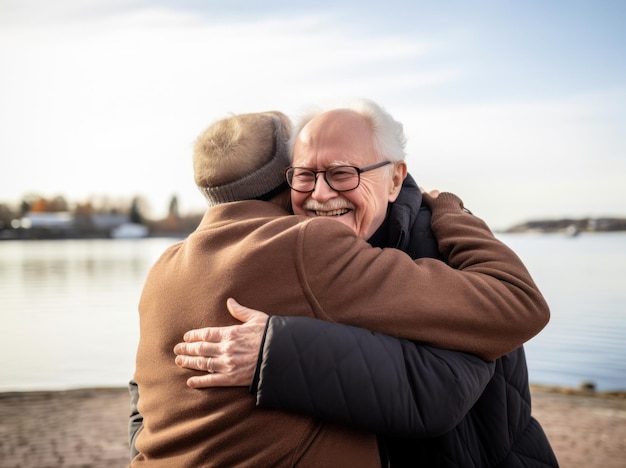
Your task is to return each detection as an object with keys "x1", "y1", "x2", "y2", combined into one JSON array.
[
  {"x1": 0, "y1": 238, "x2": 180, "y2": 392},
  {"x1": 0, "y1": 234, "x2": 625, "y2": 392},
  {"x1": 5, "y1": 240, "x2": 150, "y2": 278}
]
